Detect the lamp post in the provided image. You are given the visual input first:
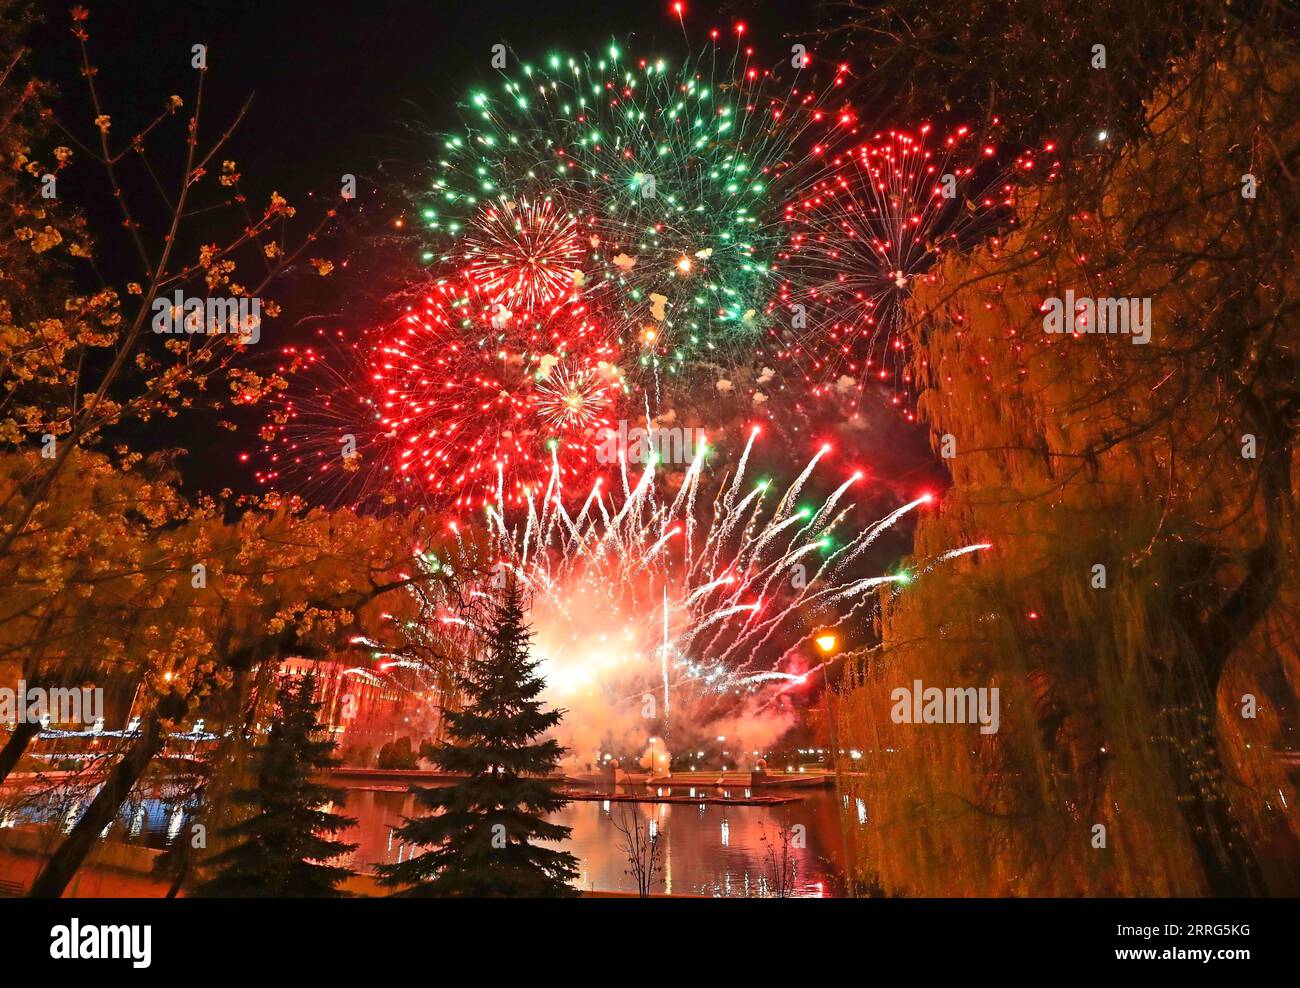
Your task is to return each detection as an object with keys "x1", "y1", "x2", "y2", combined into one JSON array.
[
  {"x1": 814, "y1": 632, "x2": 840, "y2": 769},
  {"x1": 814, "y1": 630, "x2": 853, "y2": 895}
]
